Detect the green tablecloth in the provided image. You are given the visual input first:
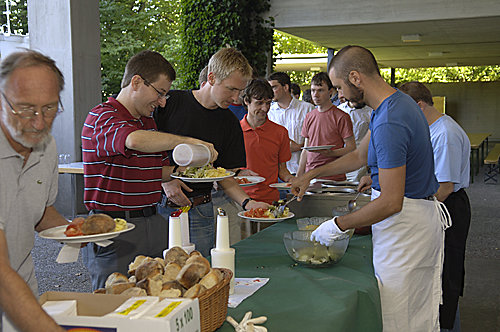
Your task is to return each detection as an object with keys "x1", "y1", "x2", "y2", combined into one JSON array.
[{"x1": 215, "y1": 219, "x2": 382, "y2": 331}]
